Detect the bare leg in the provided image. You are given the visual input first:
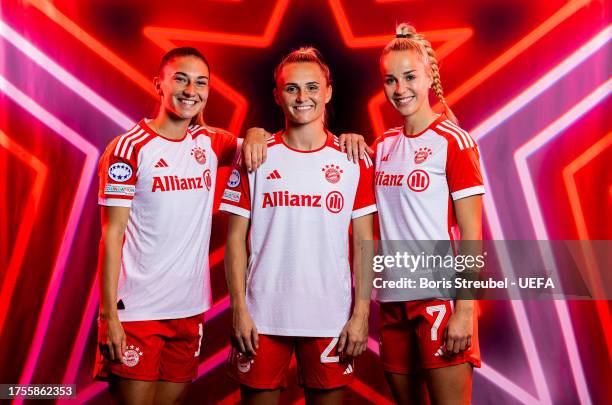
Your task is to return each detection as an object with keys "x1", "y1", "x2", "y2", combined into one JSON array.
[
  {"x1": 240, "y1": 385, "x2": 281, "y2": 405},
  {"x1": 304, "y1": 387, "x2": 344, "y2": 405},
  {"x1": 108, "y1": 378, "x2": 156, "y2": 405},
  {"x1": 384, "y1": 372, "x2": 429, "y2": 405},
  {"x1": 425, "y1": 363, "x2": 472, "y2": 405},
  {"x1": 154, "y1": 381, "x2": 190, "y2": 405}
]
